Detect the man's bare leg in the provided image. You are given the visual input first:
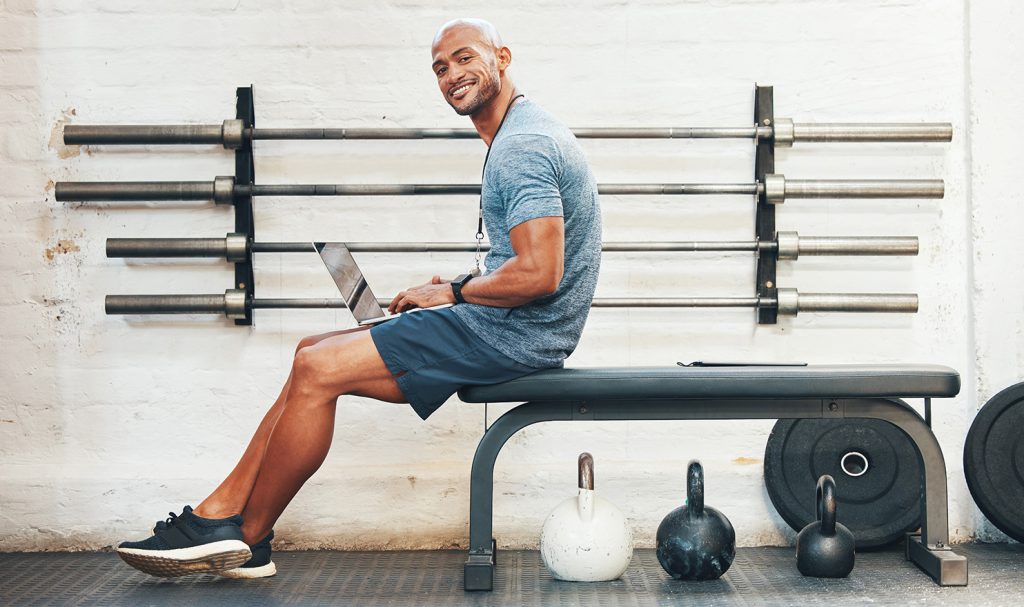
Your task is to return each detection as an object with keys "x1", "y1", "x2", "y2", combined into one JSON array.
[
  {"x1": 234, "y1": 329, "x2": 404, "y2": 544},
  {"x1": 194, "y1": 326, "x2": 374, "y2": 519}
]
